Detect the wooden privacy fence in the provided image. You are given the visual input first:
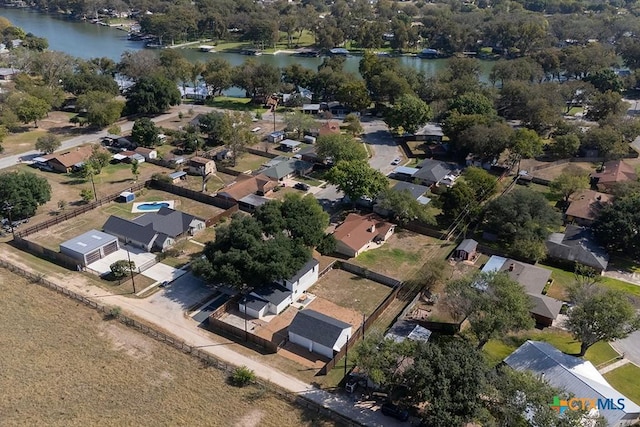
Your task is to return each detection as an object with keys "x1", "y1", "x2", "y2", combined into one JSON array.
[
  {"x1": 0, "y1": 259, "x2": 362, "y2": 427},
  {"x1": 15, "y1": 181, "x2": 147, "y2": 238},
  {"x1": 204, "y1": 205, "x2": 239, "y2": 227},
  {"x1": 338, "y1": 261, "x2": 402, "y2": 288},
  {"x1": 149, "y1": 179, "x2": 238, "y2": 210}
]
